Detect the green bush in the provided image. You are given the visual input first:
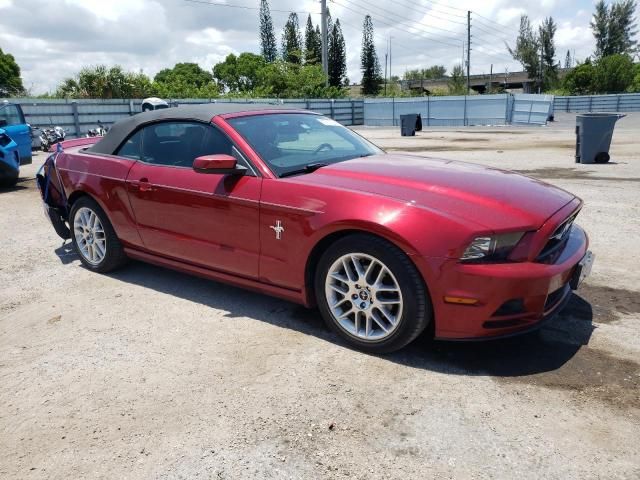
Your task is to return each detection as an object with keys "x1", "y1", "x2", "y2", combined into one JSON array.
[
  {"x1": 53, "y1": 55, "x2": 347, "y2": 100},
  {"x1": 629, "y1": 64, "x2": 640, "y2": 92},
  {"x1": 562, "y1": 54, "x2": 637, "y2": 95}
]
